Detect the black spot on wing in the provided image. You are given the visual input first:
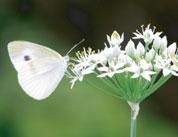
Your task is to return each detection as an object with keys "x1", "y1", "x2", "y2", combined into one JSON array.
[{"x1": 24, "y1": 55, "x2": 31, "y2": 61}]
